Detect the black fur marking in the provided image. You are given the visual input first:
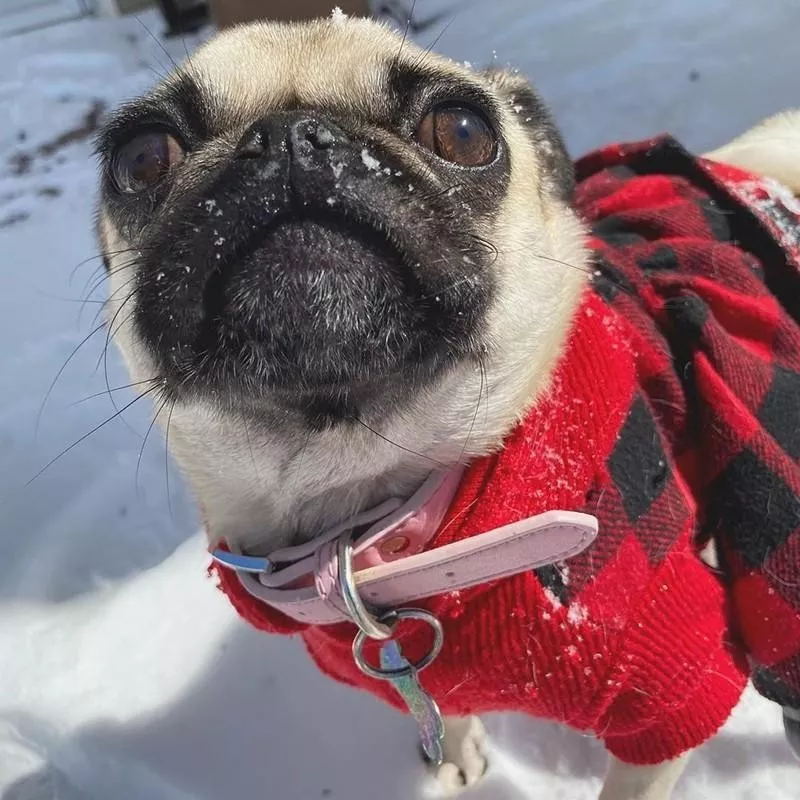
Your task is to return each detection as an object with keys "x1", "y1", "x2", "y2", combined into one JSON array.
[
  {"x1": 122, "y1": 107, "x2": 496, "y2": 418},
  {"x1": 387, "y1": 63, "x2": 503, "y2": 132},
  {"x1": 481, "y1": 68, "x2": 575, "y2": 202},
  {"x1": 95, "y1": 71, "x2": 213, "y2": 157}
]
